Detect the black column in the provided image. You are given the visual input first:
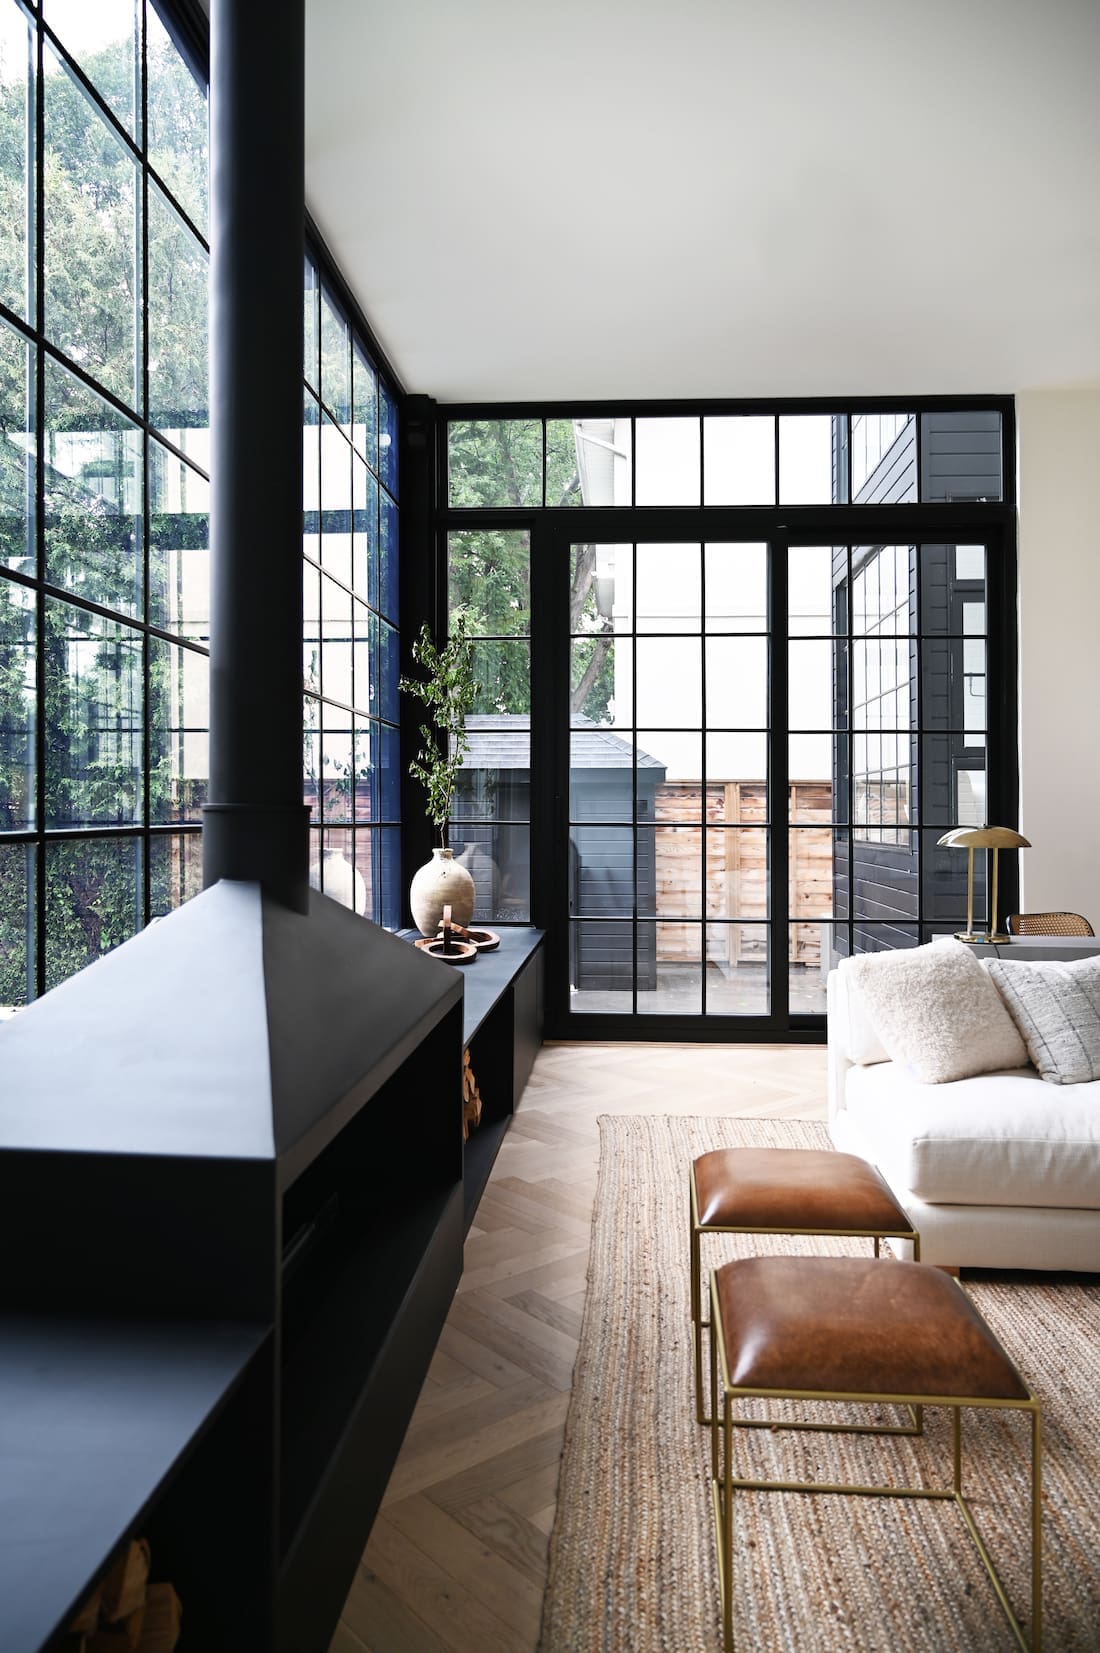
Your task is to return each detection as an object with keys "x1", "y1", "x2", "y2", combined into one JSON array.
[{"x1": 203, "y1": 0, "x2": 309, "y2": 911}]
